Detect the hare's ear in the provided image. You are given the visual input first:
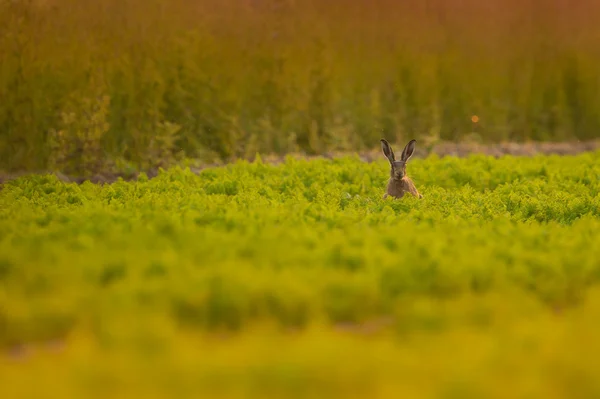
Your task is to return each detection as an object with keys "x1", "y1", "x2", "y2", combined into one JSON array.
[
  {"x1": 380, "y1": 139, "x2": 395, "y2": 163},
  {"x1": 400, "y1": 139, "x2": 416, "y2": 162}
]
